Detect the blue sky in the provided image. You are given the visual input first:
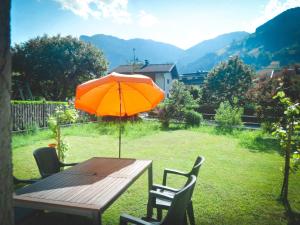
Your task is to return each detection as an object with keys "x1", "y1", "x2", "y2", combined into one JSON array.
[{"x1": 12, "y1": 0, "x2": 300, "y2": 49}]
